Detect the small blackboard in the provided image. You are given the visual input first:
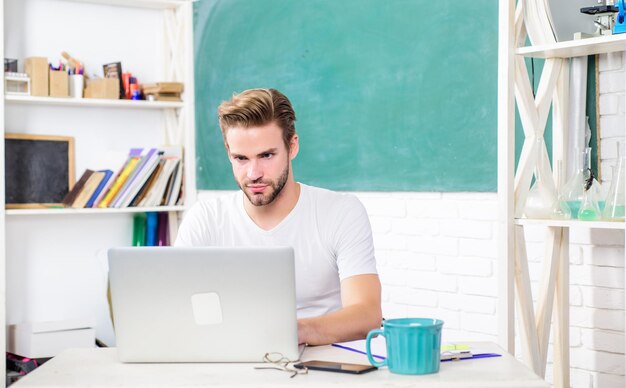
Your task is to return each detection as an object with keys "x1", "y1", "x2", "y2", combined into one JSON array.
[{"x1": 5, "y1": 133, "x2": 75, "y2": 208}]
